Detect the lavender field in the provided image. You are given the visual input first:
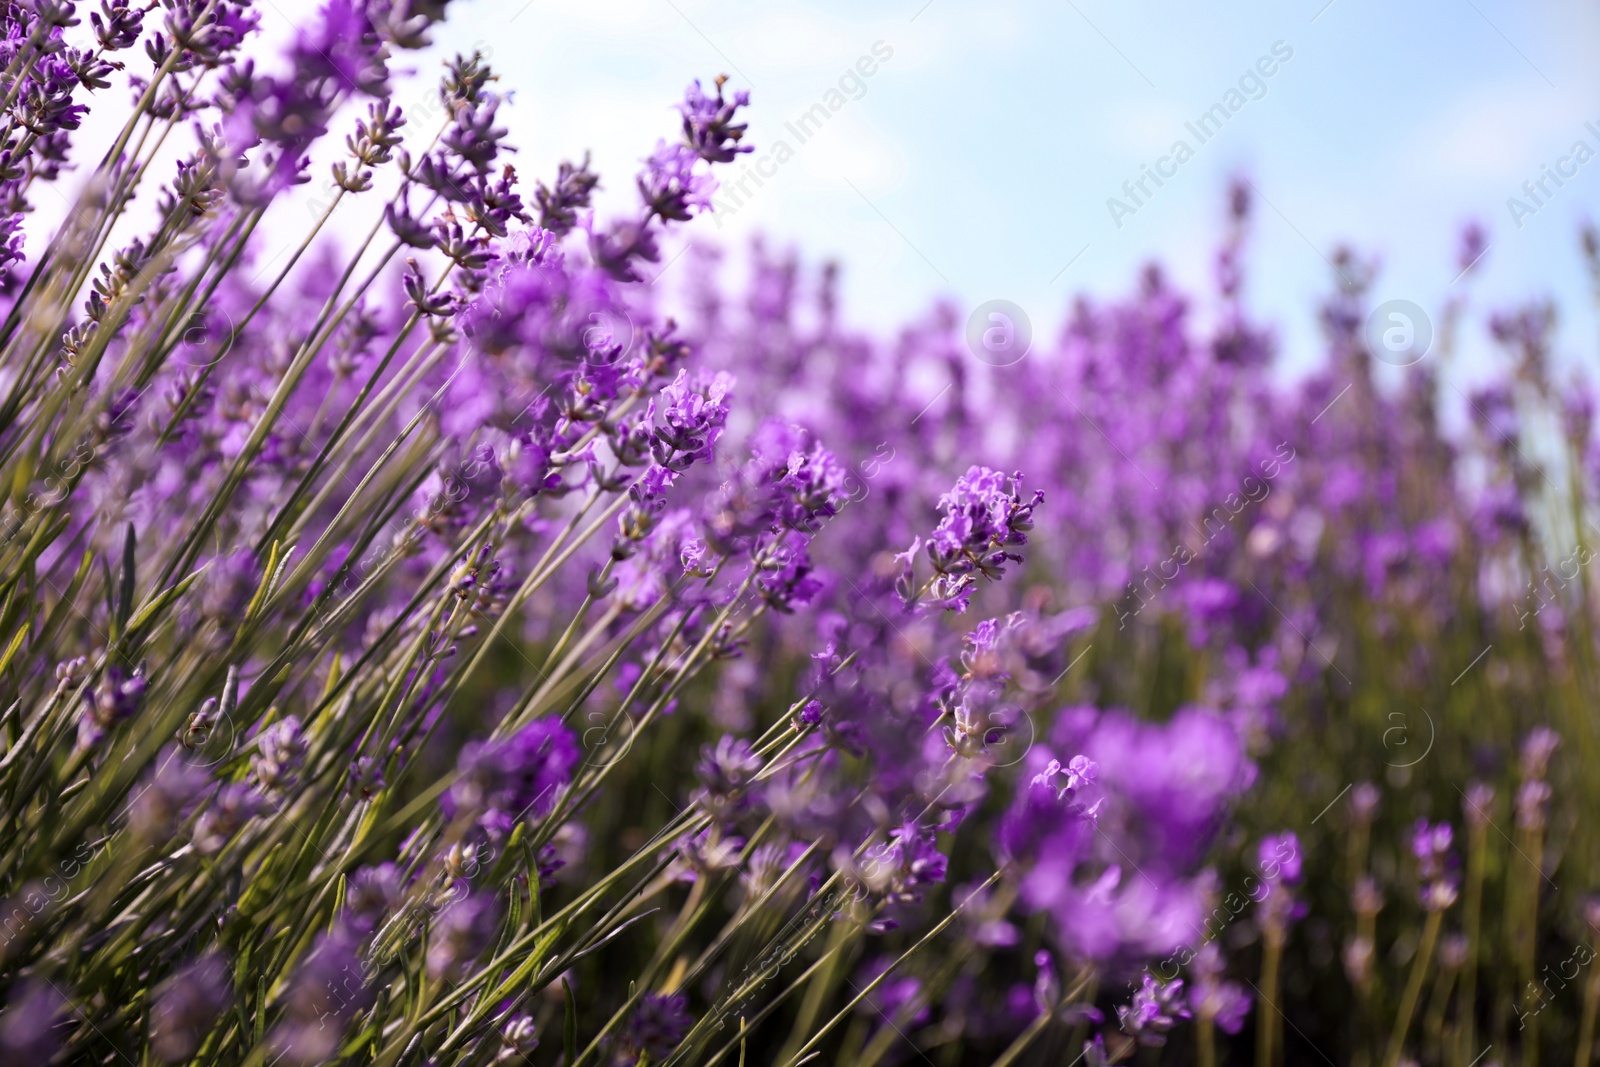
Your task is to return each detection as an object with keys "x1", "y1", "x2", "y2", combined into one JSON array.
[{"x1": 0, "y1": 1, "x2": 1595, "y2": 1064}]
